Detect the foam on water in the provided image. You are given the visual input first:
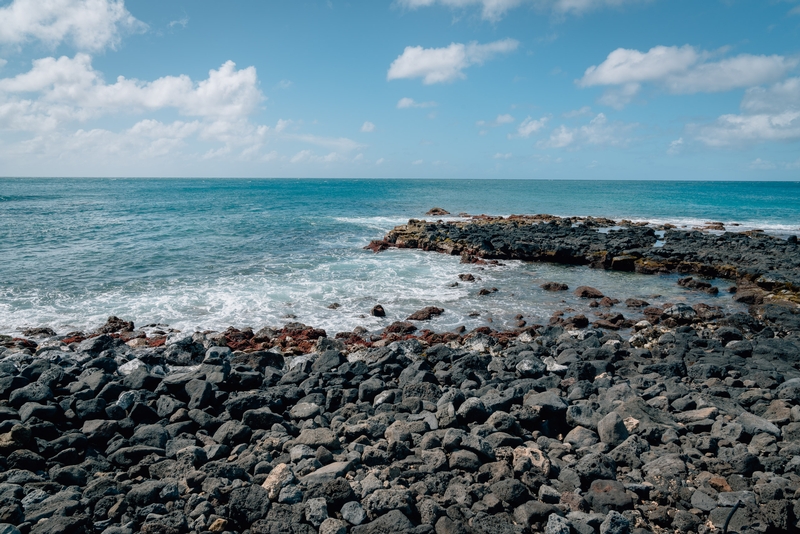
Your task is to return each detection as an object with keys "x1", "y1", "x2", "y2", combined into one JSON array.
[
  {"x1": 0, "y1": 246, "x2": 746, "y2": 336},
  {"x1": 1, "y1": 178, "x2": 793, "y2": 336}
]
